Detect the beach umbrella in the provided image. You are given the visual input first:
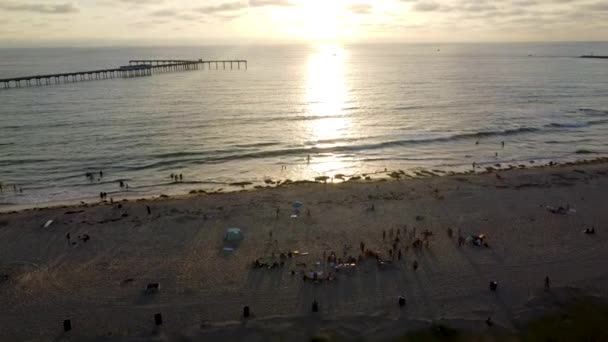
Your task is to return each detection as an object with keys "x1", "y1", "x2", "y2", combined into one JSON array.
[
  {"x1": 292, "y1": 201, "x2": 304, "y2": 209},
  {"x1": 225, "y1": 228, "x2": 243, "y2": 241}
]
